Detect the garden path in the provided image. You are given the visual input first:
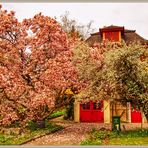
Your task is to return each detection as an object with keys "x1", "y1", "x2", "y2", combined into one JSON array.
[
  {"x1": 25, "y1": 116, "x2": 111, "y2": 145},
  {"x1": 25, "y1": 116, "x2": 148, "y2": 145}
]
